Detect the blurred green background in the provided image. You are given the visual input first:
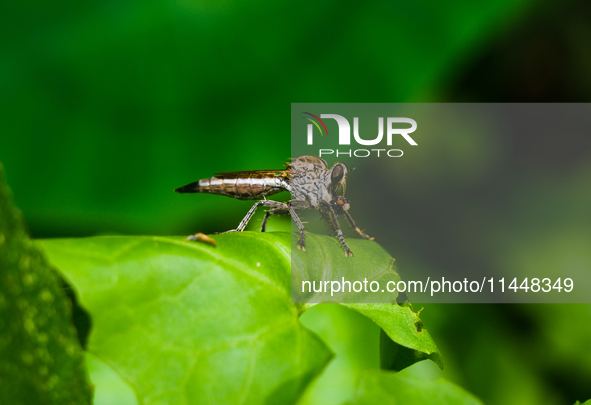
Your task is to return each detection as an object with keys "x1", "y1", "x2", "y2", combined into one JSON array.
[{"x1": 2, "y1": 0, "x2": 591, "y2": 404}]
